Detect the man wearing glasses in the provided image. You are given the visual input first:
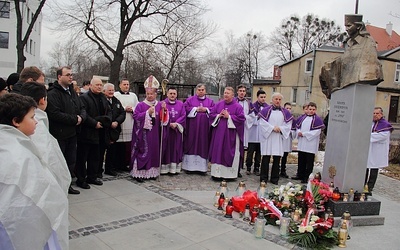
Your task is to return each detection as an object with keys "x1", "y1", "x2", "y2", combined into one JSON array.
[{"x1": 46, "y1": 66, "x2": 87, "y2": 194}]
